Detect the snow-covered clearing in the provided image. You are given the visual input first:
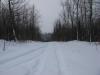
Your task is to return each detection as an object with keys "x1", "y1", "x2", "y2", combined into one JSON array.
[{"x1": 0, "y1": 40, "x2": 100, "y2": 75}]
